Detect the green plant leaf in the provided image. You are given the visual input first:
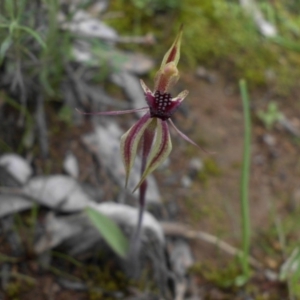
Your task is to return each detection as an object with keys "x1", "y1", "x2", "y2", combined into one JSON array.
[
  {"x1": 58, "y1": 105, "x2": 73, "y2": 124},
  {"x1": 85, "y1": 207, "x2": 129, "y2": 258},
  {"x1": 0, "y1": 35, "x2": 12, "y2": 64},
  {"x1": 4, "y1": 0, "x2": 15, "y2": 19},
  {"x1": 234, "y1": 274, "x2": 248, "y2": 286},
  {"x1": 18, "y1": 25, "x2": 46, "y2": 49}
]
